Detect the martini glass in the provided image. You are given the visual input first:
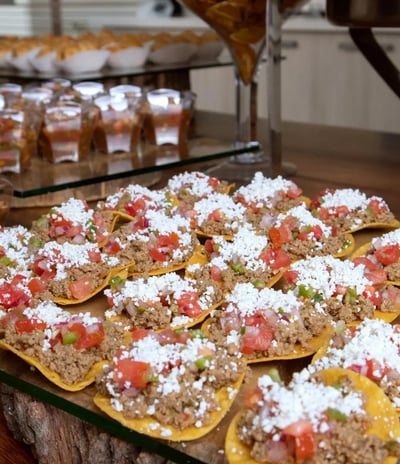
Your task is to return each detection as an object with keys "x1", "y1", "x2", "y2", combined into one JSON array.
[{"x1": 180, "y1": 0, "x2": 310, "y2": 181}]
